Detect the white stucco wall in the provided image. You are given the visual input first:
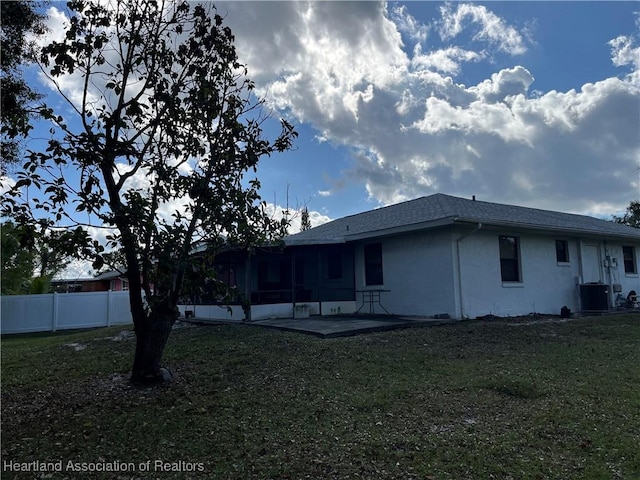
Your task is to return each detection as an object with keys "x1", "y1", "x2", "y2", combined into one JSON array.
[
  {"x1": 179, "y1": 232, "x2": 639, "y2": 322},
  {"x1": 456, "y1": 230, "x2": 582, "y2": 318},
  {"x1": 179, "y1": 303, "x2": 295, "y2": 321},
  {"x1": 354, "y1": 229, "x2": 457, "y2": 317},
  {"x1": 351, "y1": 224, "x2": 640, "y2": 320},
  {"x1": 320, "y1": 300, "x2": 358, "y2": 315},
  {"x1": 599, "y1": 241, "x2": 640, "y2": 305},
  {"x1": 455, "y1": 229, "x2": 640, "y2": 318}
]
